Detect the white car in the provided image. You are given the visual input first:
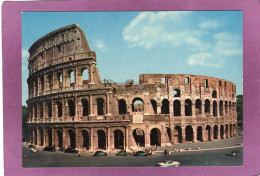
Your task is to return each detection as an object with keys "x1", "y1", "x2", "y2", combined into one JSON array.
[
  {"x1": 30, "y1": 148, "x2": 36, "y2": 153},
  {"x1": 157, "y1": 160, "x2": 180, "y2": 167}
]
